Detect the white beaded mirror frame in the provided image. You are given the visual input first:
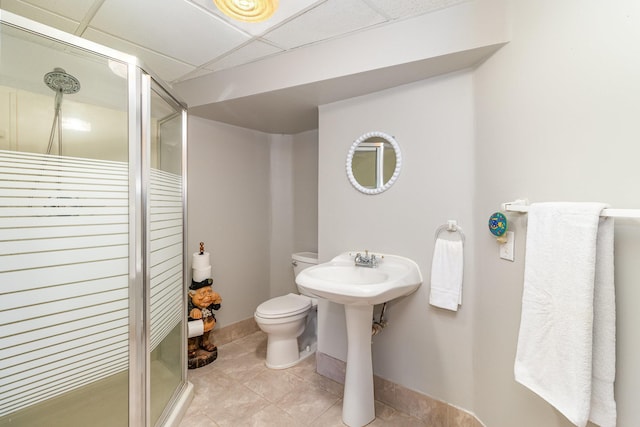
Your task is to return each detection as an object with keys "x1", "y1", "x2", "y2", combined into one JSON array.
[{"x1": 345, "y1": 131, "x2": 402, "y2": 195}]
